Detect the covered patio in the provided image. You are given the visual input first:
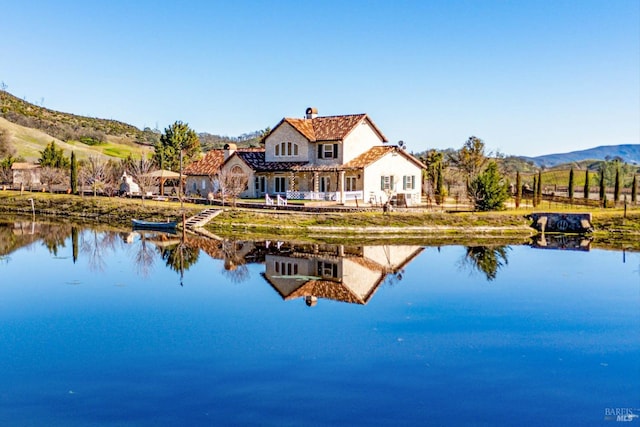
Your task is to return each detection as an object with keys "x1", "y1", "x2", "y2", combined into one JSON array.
[{"x1": 142, "y1": 169, "x2": 185, "y2": 196}]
